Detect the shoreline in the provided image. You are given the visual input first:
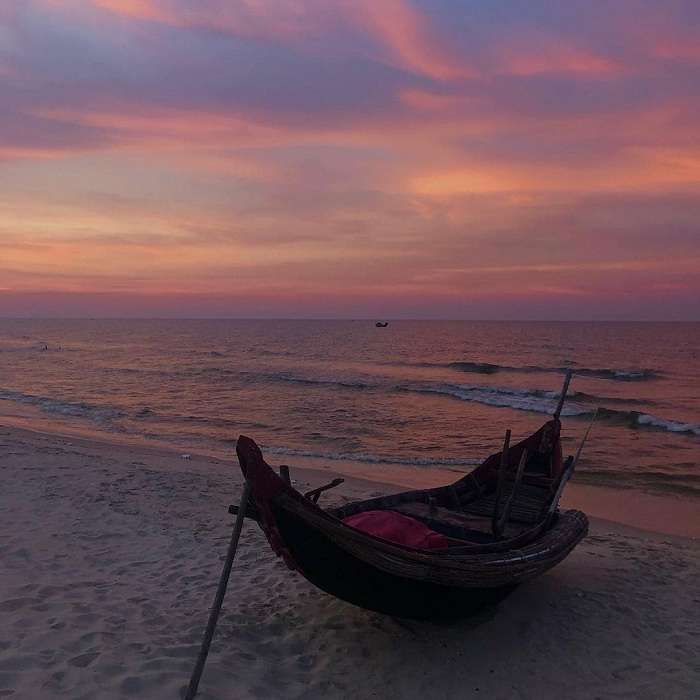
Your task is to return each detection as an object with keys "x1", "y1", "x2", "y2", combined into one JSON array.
[{"x1": 1, "y1": 419, "x2": 697, "y2": 540}]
